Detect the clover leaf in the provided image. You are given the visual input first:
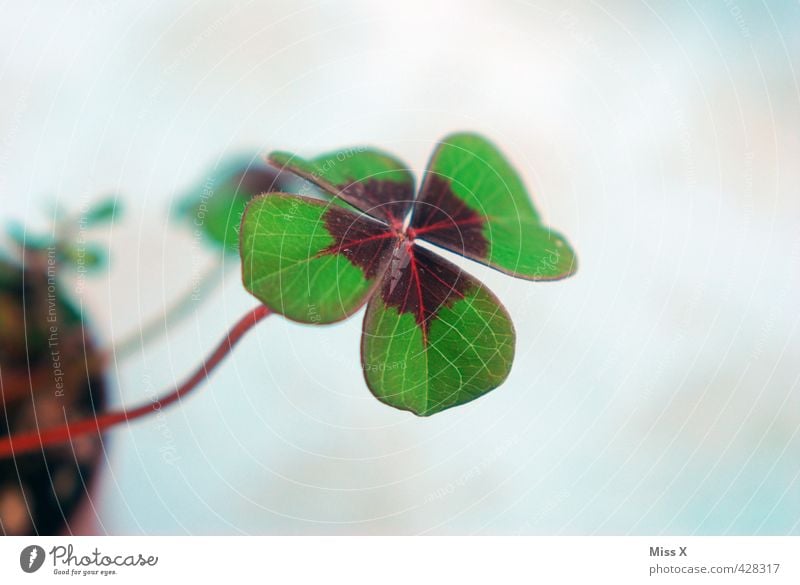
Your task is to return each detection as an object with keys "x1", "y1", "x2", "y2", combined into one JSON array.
[
  {"x1": 240, "y1": 133, "x2": 577, "y2": 416},
  {"x1": 5, "y1": 197, "x2": 122, "y2": 273},
  {"x1": 82, "y1": 196, "x2": 123, "y2": 226},
  {"x1": 178, "y1": 156, "x2": 301, "y2": 252}
]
